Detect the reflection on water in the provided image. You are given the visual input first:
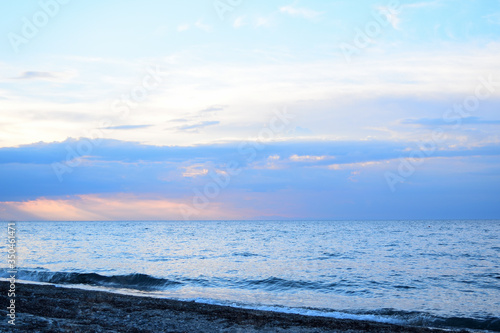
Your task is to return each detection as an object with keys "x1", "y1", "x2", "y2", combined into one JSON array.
[{"x1": 1, "y1": 220, "x2": 499, "y2": 326}]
